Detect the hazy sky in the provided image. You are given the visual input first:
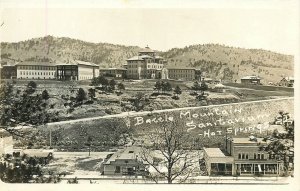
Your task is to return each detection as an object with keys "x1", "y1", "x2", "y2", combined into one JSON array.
[{"x1": 0, "y1": 0, "x2": 299, "y2": 55}]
